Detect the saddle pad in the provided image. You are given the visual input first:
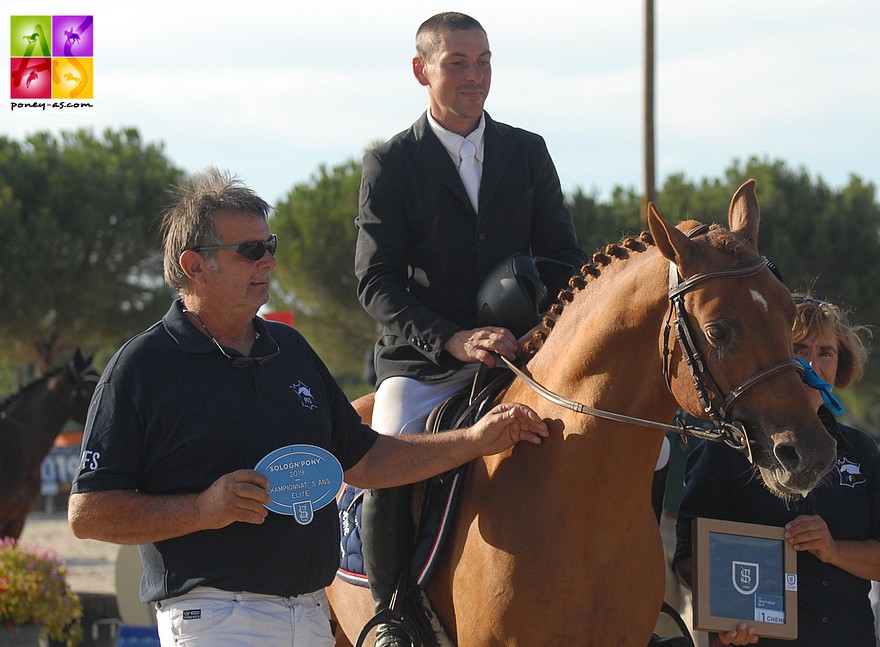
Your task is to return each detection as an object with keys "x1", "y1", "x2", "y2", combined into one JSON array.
[{"x1": 336, "y1": 470, "x2": 463, "y2": 588}]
